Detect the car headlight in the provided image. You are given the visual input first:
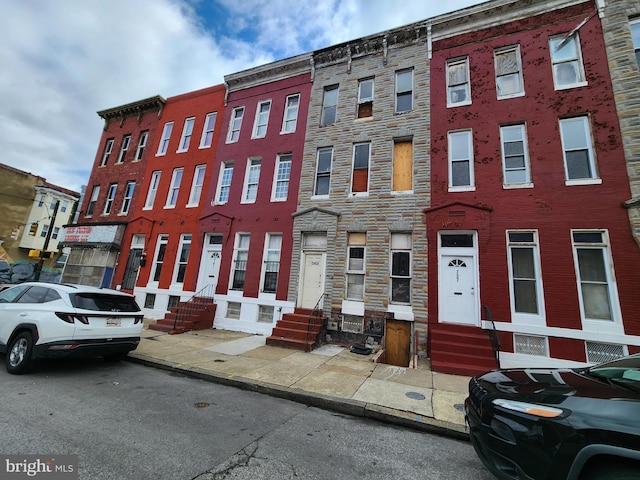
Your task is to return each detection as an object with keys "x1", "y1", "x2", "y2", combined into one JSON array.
[{"x1": 492, "y1": 399, "x2": 564, "y2": 418}]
